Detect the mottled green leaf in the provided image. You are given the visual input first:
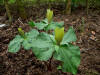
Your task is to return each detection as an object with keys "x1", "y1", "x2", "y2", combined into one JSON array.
[
  {"x1": 32, "y1": 47, "x2": 54, "y2": 61},
  {"x1": 34, "y1": 19, "x2": 48, "y2": 30},
  {"x1": 54, "y1": 44, "x2": 80, "y2": 74},
  {"x1": 22, "y1": 29, "x2": 39, "y2": 50},
  {"x1": 31, "y1": 32, "x2": 55, "y2": 61},
  {"x1": 8, "y1": 35, "x2": 23, "y2": 53},
  {"x1": 25, "y1": 29, "x2": 39, "y2": 39},
  {"x1": 35, "y1": 22, "x2": 48, "y2": 30},
  {"x1": 22, "y1": 39, "x2": 32, "y2": 50},
  {"x1": 47, "y1": 21, "x2": 64, "y2": 30},
  {"x1": 42, "y1": 19, "x2": 48, "y2": 24},
  {"x1": 54, "y1": 45, "x2": 59, "y2": 53},
  {"x1": 61, "y1": 27, "x2": 77, "y2": 45},
  {"x1": 31, "y1": 32, "x2": 53, "y2": 48}
]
